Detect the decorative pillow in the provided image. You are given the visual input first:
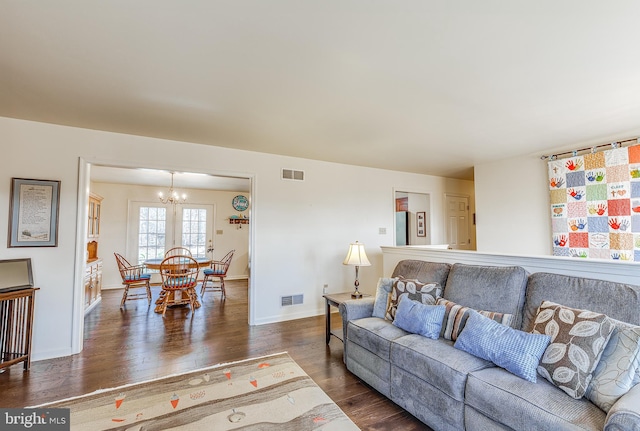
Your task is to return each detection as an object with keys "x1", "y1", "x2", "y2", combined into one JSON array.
[
  {"x1": 392, "y1": 296, "x2": 445, "y2": 339},
  {"x1": 372, "y1": 277, "x2": 397, "y2": 319},
  {"x1": 454, "y1": 311, "x2": 551, "y2": 382},
  {"x1": 437, "y1": 298, "x2": 514, "y2": 341},
  {"x1": 532, "y1": 301, "x2": 615, "y2": 399},
  {"x1": 385, "y1": 278, "x2": 442, "y2": 322},
  {"x1": 585, "y1": 319, "x2": 640, "y2": 412}
]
